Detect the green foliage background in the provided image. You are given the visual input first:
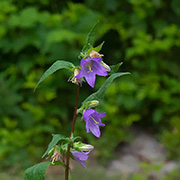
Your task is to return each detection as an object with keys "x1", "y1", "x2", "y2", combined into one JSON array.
[{"x1": 0, "y1": 0, "x2": 180, "y2": 170}]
